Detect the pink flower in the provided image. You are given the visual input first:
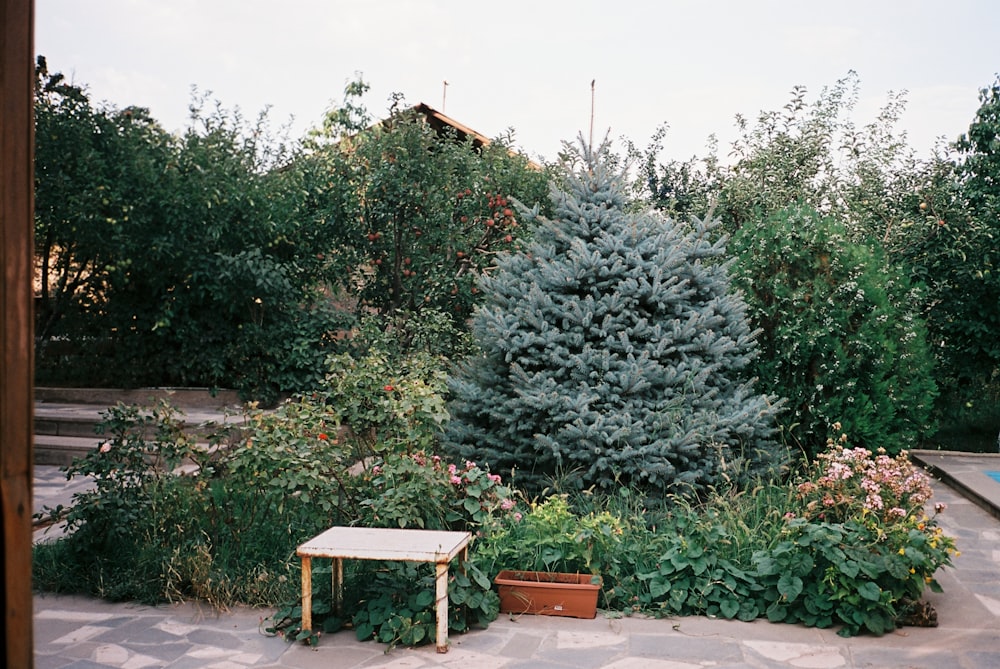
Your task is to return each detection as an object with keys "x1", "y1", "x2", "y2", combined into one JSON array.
[
  {"x1": 513, "y1": 512, "x2": 523, "y2": 522},
  {"x1": 450, "y1": 475, "x2": 462, "y2": 485},
  {"x1": 488, "y1": 473, "x2": 502, "y2": 484},
  {"x1": 448, "y1": 463, "x2": 457, "y2": 475},
  {"x1": 500, "y1": 498, "x2": 515, "y2": 511},
  {"x1": 99, "y1": 443, "x2": 112, "y2": 454}
]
